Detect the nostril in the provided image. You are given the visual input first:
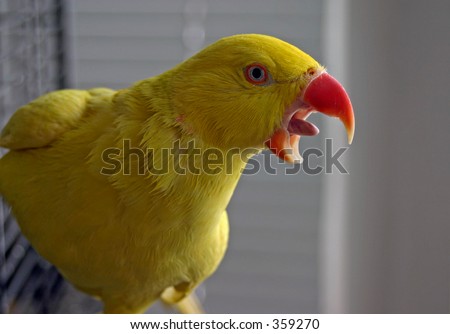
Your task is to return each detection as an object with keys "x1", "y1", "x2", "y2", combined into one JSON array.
[{"x1": 307, "y1": 68, "x2": 317, "y2": 76}]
